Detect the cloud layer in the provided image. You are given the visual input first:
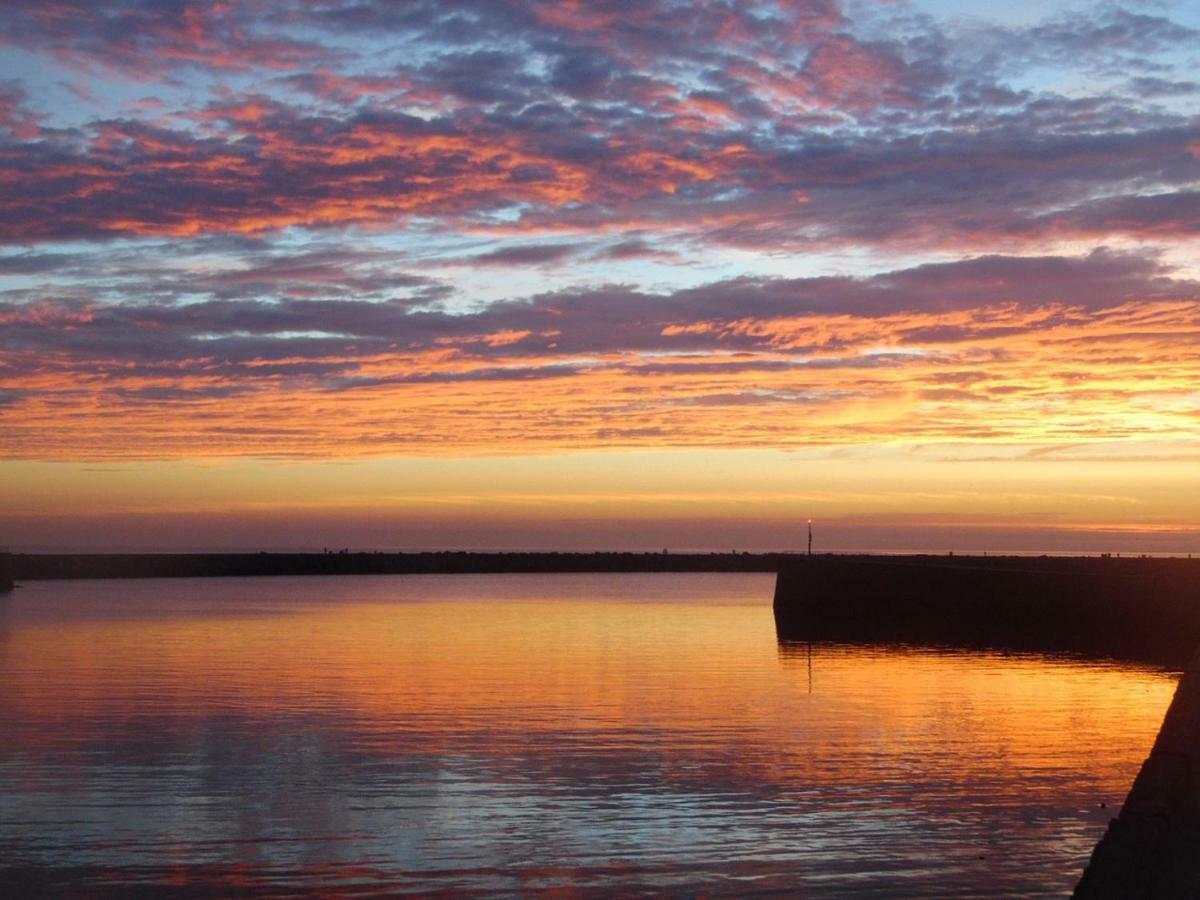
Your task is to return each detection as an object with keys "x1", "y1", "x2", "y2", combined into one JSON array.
[
  {"x1": 0, "y1": 0, "x2": 1196, "y2": 248},
  {"x1": 3, "y1": 246, "x2": 1198, "y2": 458},
  {"x1": 0, "y1": 0, "x2": 1198, "y2": 462}
]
